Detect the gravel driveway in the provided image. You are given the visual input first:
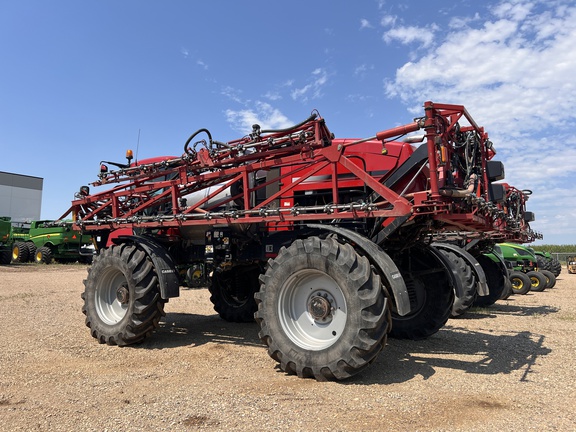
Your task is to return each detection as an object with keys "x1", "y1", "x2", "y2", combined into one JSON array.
[{"x1": 1, "y1": 263, "x2": 575, "y2": 431}]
